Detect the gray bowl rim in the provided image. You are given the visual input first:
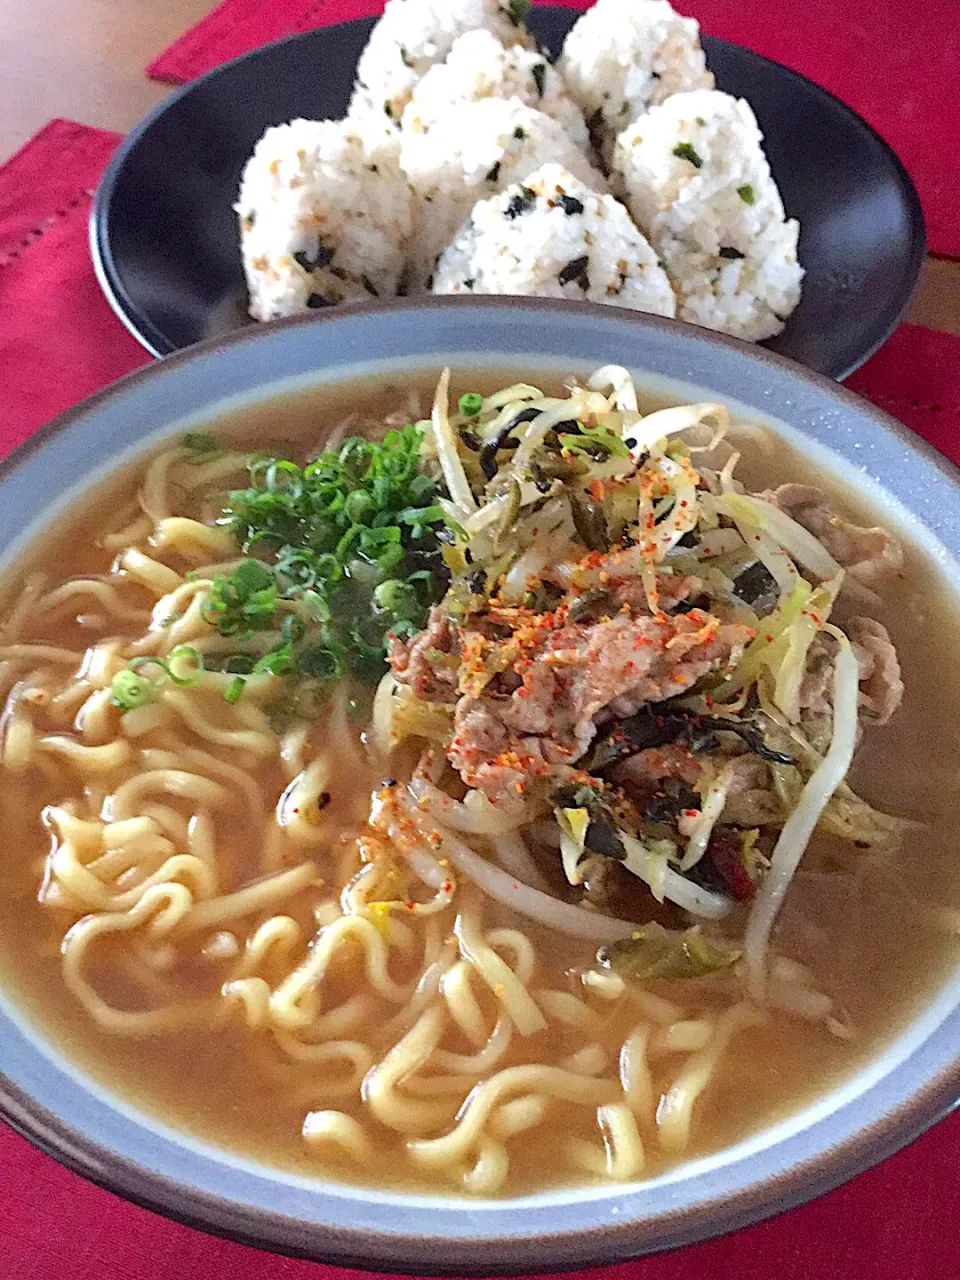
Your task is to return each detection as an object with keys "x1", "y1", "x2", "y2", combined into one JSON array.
[{"x1": 0, "y1": 296, "x2": 957, "y2": 1275}]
